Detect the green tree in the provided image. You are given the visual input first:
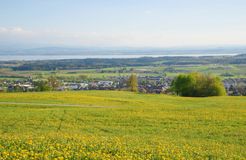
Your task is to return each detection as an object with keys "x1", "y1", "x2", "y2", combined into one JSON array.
[
  {"x1": 128, "y1": 74, "x2": 138, "y2": 92},
  {"x1": 172, "y1": 72, "x2": 226, "y2": 97},
  {"x1": 34, "y1": 81, "x2": 52, "y2": 92}
]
